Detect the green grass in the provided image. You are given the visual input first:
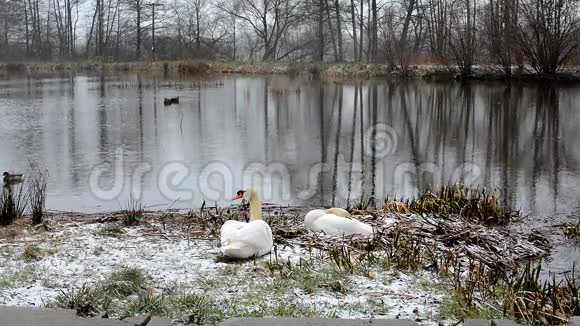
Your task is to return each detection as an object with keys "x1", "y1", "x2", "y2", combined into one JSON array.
[
  {"x1": 366, "y1": 297, "x2": 390, "y2": 315},
  {"x1": 417, "y1": 278, "x2": 450, "y2": 293},
  {"x1": 173, "y1": 293, "x2": 225, "y2": 325},
  {"x1": 122, "y1": 195, "x2": 143, "y2": 226},
  {"x1": 99, "y1": 266, "x2": 149, "y2": 298},
  {"x1": 48, "y1": 283, "x2": 103, "y2": 317},
  {"x1": 0, "y1": 185, "x2": 27, "y2": 226},
  {"x1": 97, "y1": 224, "x2": 125, "y2": 237},
  {"x1": 125, "y1": 290, "x2": 167, "y2": 316},
  {"x1": 292, "y1": 267, "x2": 352, "y2": 294},
  {"x1": 45, "y1": 263, "x2": 334, "y2": 324},
  {"x1": 48, "y1": 266, "x2": 149, "y2": 317},
  {"x1": 0, "y1": 265, "x2": 42, "y2": 289},
  {"x1": 438, "y1": 294, "x2": 504, "y2": 320},
  {"x1": 22, "y1": 244, "x2": 43, "y2": 261},
  {"x1": 382, "y1": 183, "x2": 520, "y2": 225}
]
